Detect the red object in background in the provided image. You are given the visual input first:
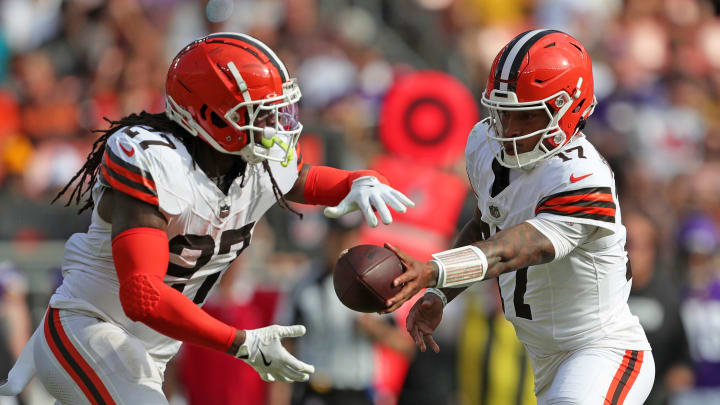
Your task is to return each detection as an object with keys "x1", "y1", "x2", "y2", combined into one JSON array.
[
  {"x1": 360, "y1": 155, "x2": 468, "y2": 401},
  {"x1": 379, "y1": 71, "x2": 479, "y2": 168},
  {"x1": 372, "y1": 155, "x2": 468, "y2": 238},
  {"x1": 0, "y1": 91, "x2": 20, "y2": 138},
  {"x1": 177, "y1": 289, "x2": 280, "y2": 405}
]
